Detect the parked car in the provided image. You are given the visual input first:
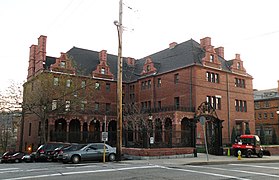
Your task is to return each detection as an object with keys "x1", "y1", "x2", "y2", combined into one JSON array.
[
  {"x1": 53, "y1": 143, "x2": 82, "y2": 161},
  {"x1": 22, "y1": 152, "x2": 36, "y2": 163},
  {"x1": 1, "y1": 151, "x2": 25, "y2": 163},
  {"x1": 62, "y1": 143, "x2": 116, "y2": 164},
  {"x1": 34, "y1": 142, "x2": 71, "y2": 162}
]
